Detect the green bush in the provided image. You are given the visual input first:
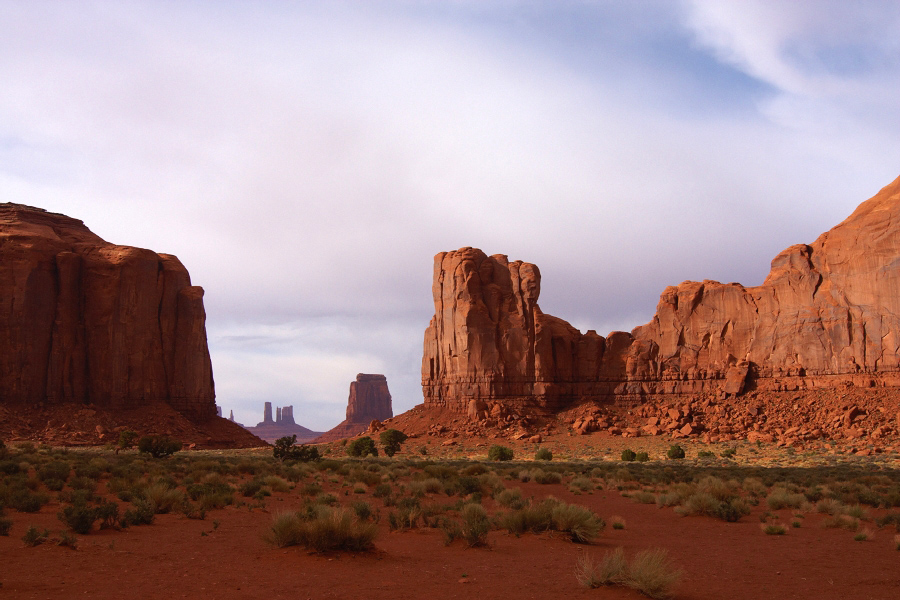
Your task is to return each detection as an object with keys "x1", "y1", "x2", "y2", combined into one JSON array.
[
  {"x1": 636, "y1": 452, "x2": 650, "y2": 462},
  {"x1": 118, "y1": 430, "x2": 138, "y2": 450},
  {"x1": 58, "y1": 502, "x2": 98, "y2": 534},
  {"x1": 460, "y1": 503, "x2": 490, "y2": 547},
  {"x1": 137, "y1": 435, "x2": 181, "y2": 458},
  {"x1": 22, "y1": 525, "x2": 49, "y2": 547},
  {"x1": 267, "y1": 507, "x2": 378, "y2": 552},
  {"x1": 626, "y1": 548, "x2": 683, "y2": 599},
  {"x1": 534, "y1": 448, "x2": 553, "y2": 461},
  {"x1": 621, "y1": 449, "x2": 636, "y2": 462},
  {"x1": 38, "y1": 460, "x2": 71, "y2": 483},
  {"x1": 120, "y1": 498, "x2": 155, "y2": 526},
  {"x1": 488, "y1": 445, "x2": 514, "y2": 461},
  {"x1": 551, "y1": 502, "x2": 605, "y2": 543},
  {"x1": 379, "y1": 430, "x2": 408, "y2": 457},
  {"x1": 666, "y1": 445, "x2": 685, "y2": 460},
  {"x1": 273, "y1": 435, "x2": 320, "y2": 462},
  {"x1": 346, "y1": 437, "x2": 378, "y2": 458}
]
